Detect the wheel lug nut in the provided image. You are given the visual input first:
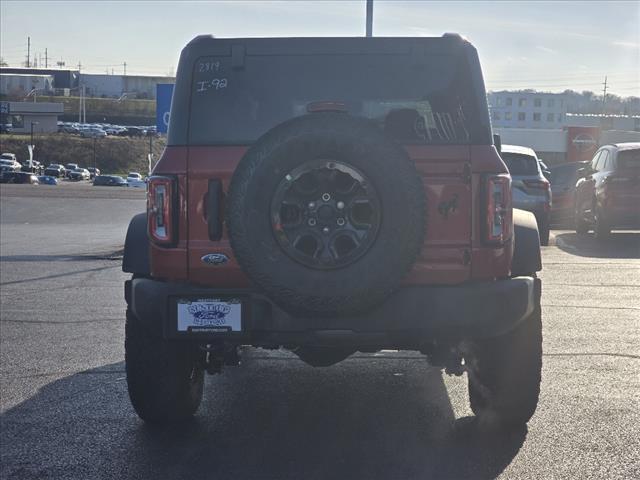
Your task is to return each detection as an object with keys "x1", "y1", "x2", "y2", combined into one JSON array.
[
  {"x1": 308, "y1": 218, "x2": 317, "y2": 226},
  {"x1": 323, "y1": 227, "x2": 330, "y2": 234},
  {"x1": 337, "y1": 201, "x2": 345, "y2": 210},
  {"x1": 337, "y1": 218, "x2": 345, "y2": 226},
  {"x1": 322, "y1": 193, "x2": 331, "y2": 202}
]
